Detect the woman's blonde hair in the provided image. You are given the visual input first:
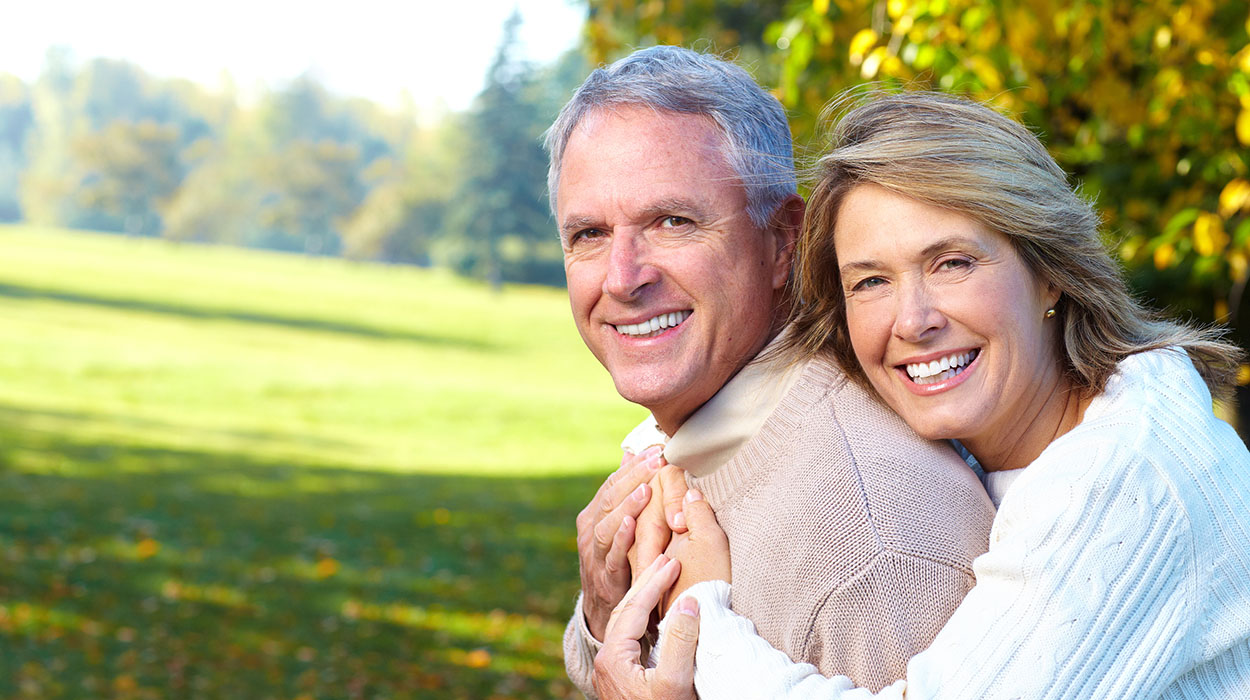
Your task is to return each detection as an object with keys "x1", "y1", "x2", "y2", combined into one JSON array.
[{"x1": 786, "y1": 89, "x2": 1242, "y2": 401}]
